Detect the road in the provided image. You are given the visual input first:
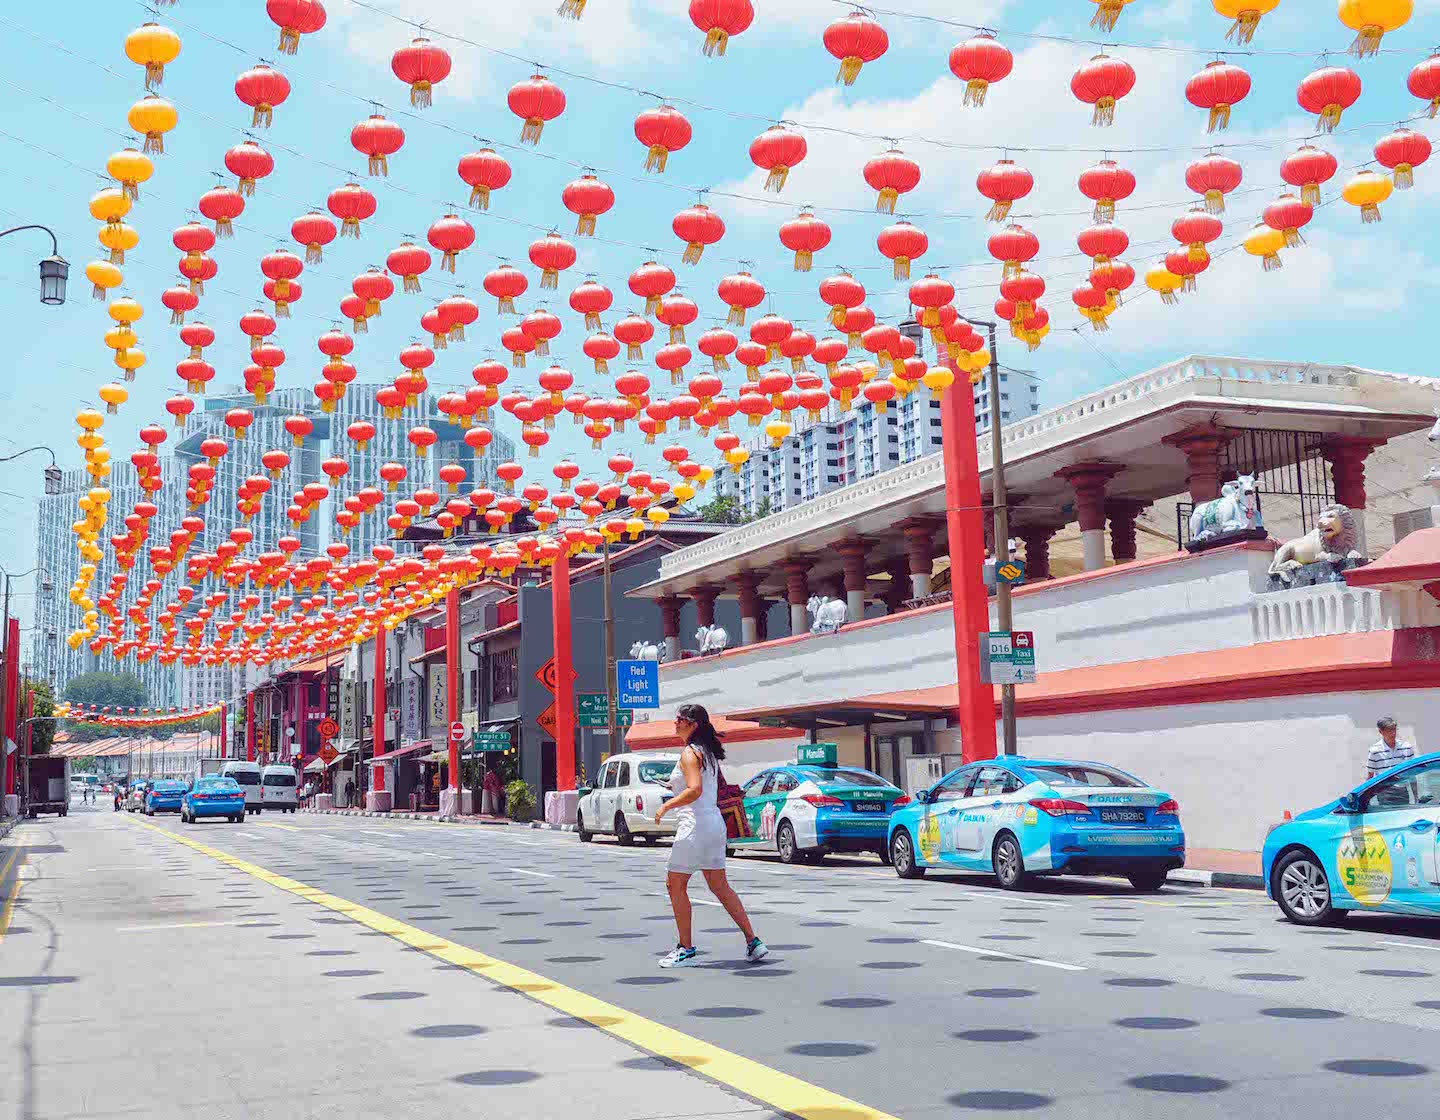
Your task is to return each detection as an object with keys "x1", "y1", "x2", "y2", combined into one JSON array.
[{"x1": 3, "y1": 799, "x2": 1440, "y2": 1119}]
